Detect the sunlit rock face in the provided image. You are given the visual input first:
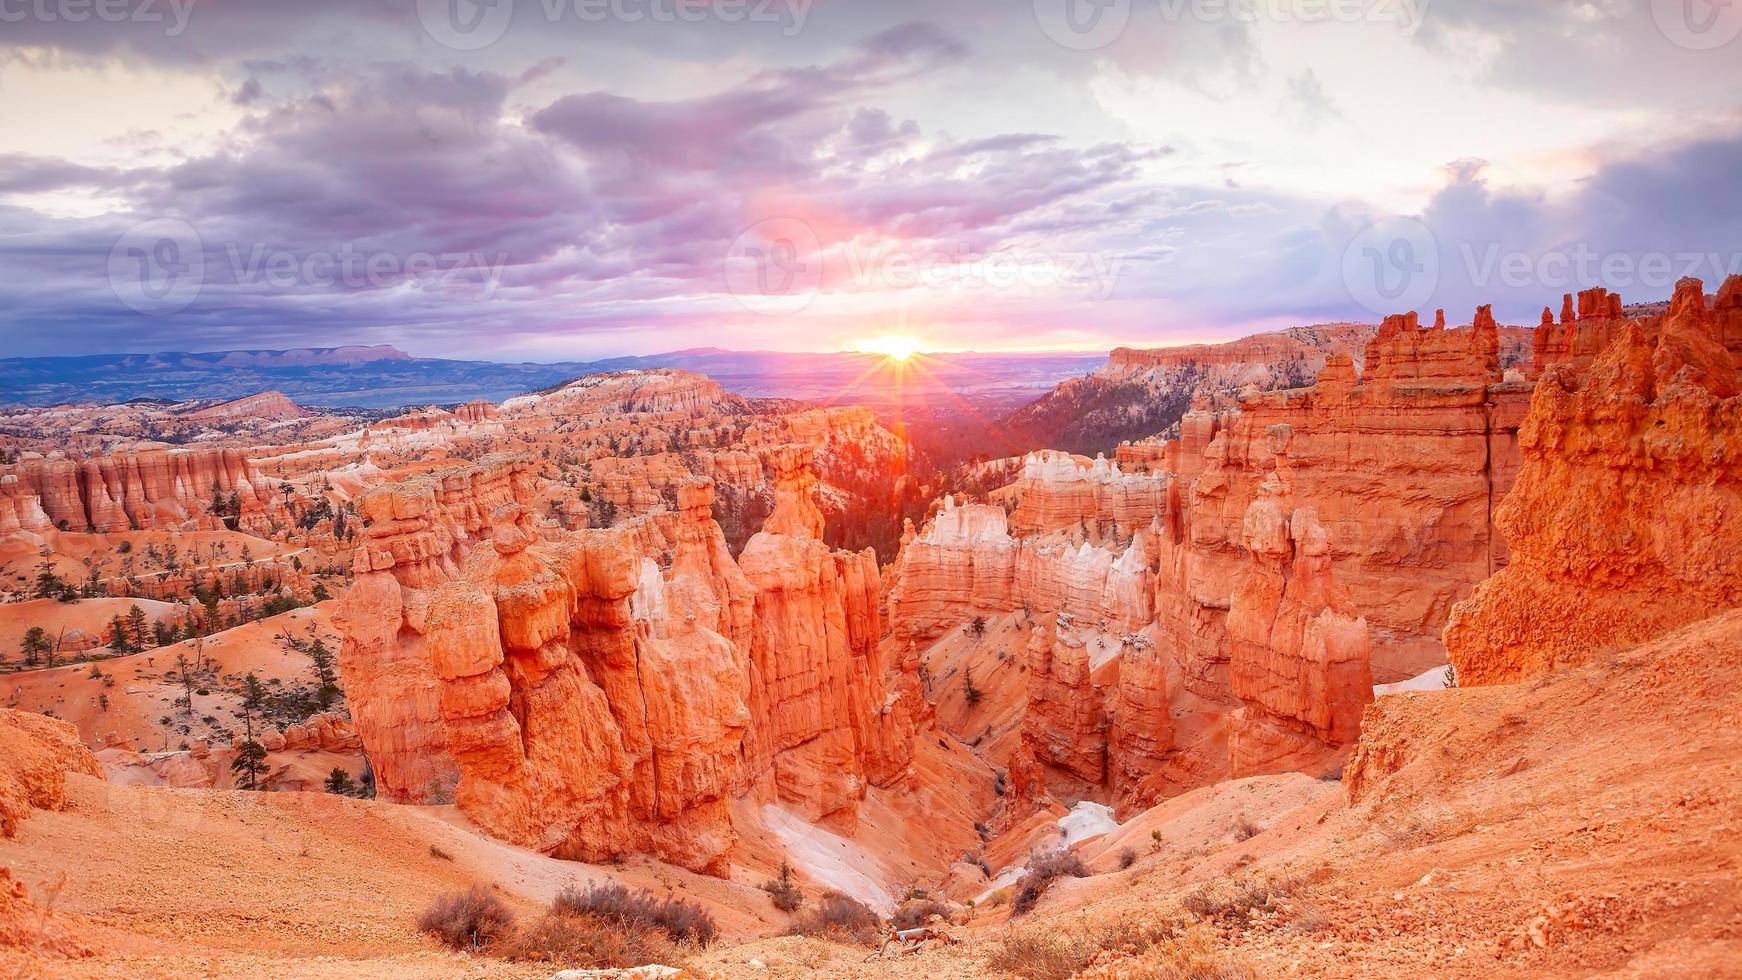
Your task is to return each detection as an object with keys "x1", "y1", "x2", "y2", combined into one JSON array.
[
  {"x1": 337, "y1": 449, "x2": 922, "y2": 873},
  {"x1": 889, "y1": 304, "x2": 1552, "y2": 810},
  {"x1": 1, "y1": 447, "x2": 277, "y2": 536},
  {"x1": 1448, "y1": 276, "x2": 1742, "y2": 686}
]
